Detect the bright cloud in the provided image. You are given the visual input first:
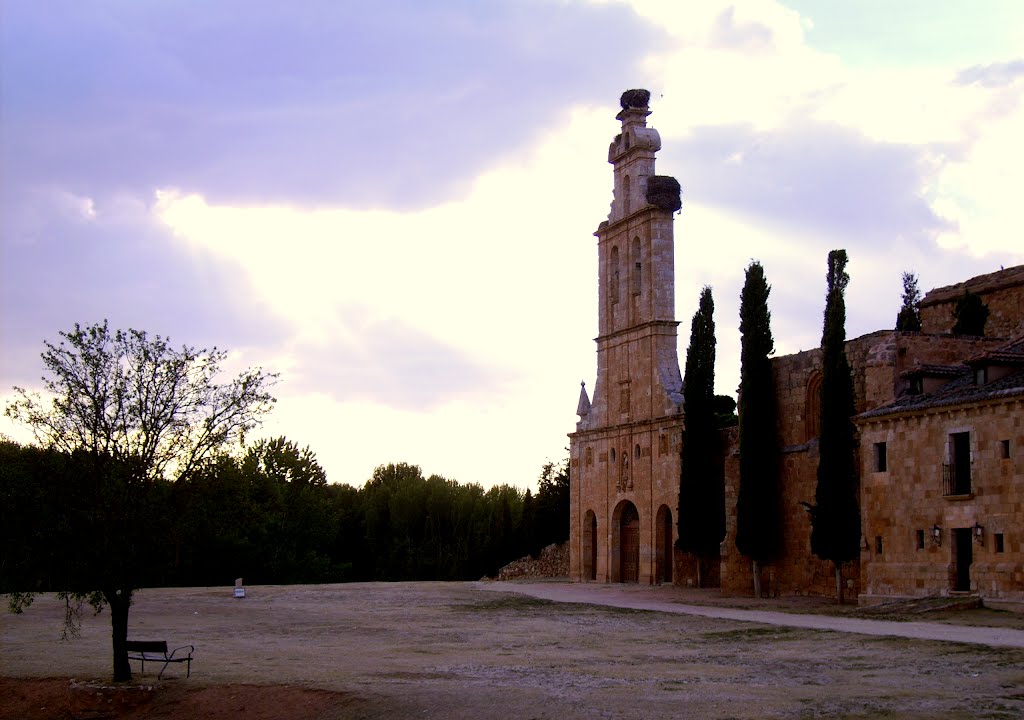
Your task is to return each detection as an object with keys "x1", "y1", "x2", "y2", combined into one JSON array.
[{"x1": 3, "y1": 0, "x2": 1023, "y2": 489}]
